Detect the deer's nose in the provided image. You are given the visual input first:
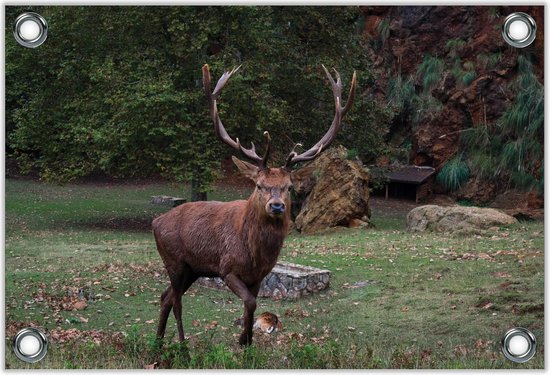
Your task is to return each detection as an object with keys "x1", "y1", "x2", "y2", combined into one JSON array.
[{"x1": 270, "y1": 202, "x2": 285, "y2": 214}]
